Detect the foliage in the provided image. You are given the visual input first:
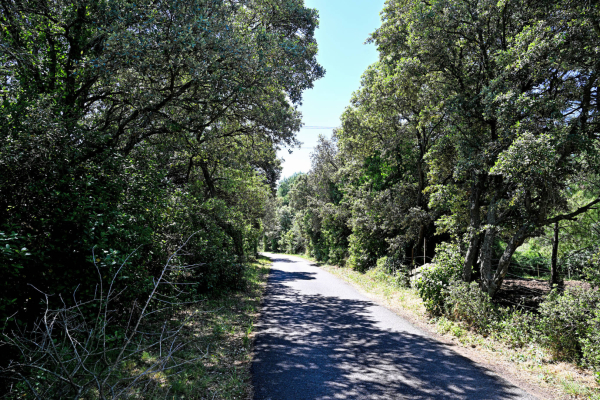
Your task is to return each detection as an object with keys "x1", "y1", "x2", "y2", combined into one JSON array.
[
  {"x1": 277, "y1": 173, "x2": 305, "y2": 206},
  {"x1": 1, "y1": 240, "x2": 201, "y2": 399},
  {"x1": 493, "y1": 308, "x2": 538, "y2": 349},
  {"x1": 585, "y1": 250, "x2": 600, "y2": 288},
  {"x1": 538, "y1": 289, "x2": 600, "y2": 362},
  {"x1": 582, "y1": 307, "x2": 600, "y2": 370},
  {"x1": 414, "y1": 242, "x2": 463, "y2": 315},
  {"x1": 270, "y1": 0, "x2": 600, "y2": 300},
  {"x1": 265, "y1": 136, "x2": 350, "y2": 264},
  {"x1": 0, "y1": 0, "x2": 323, "y2": 332},
  {"x1": 444, "y1": 281, "x2": 496, "y2": 333},
  {"x1": 376, "y1": 256, "x2": 410, "y2": 287},
  {"x1": 368, "y1": 0, "x2": 600, "y2": 295}
]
